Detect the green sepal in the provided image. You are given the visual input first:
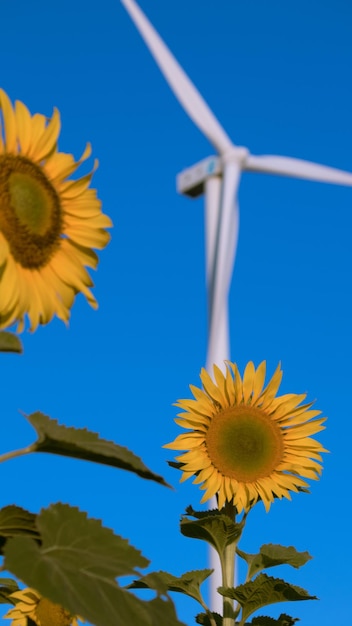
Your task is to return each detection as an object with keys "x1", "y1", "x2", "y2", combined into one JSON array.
[
  {"x1": 0, "y1": 331, "x2": 23, "y2": 354},
  {"x1": 250, "y1": 615, "x2": 299, "y2": 625},
  {"x1": 0, "y1": 578, "x2": 20, "y2": 604},
  {"x1": 180, "y1": 506, "x2": 244, "y2": 556},
  {"x1": 237, "y1": 544, "x2": 312, "y2": 579},
  {"x1": 23, "y1": 411, "x2": 169, "y2": 486},
  {"x1": 167, "y1": 460, "x2": 185, "y2": 470},
  {"x1": 196, "y1": 611, "x2": 223, "y2": 625},
  {"x1": 219, "y1": 574, "x2": 317, "y2": 623},
  {"x1": 130, "y1": 569, "x2": 213, "y2": 605},
  {"x1": 0, "y1": 505, "x2": 40, "y2": 554},
  {"x1": 3, "y1": 502, "x2": 185, "y2": 626}
]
